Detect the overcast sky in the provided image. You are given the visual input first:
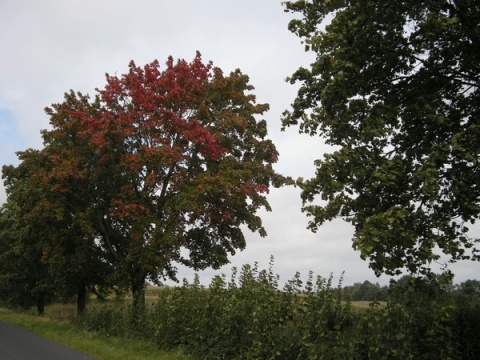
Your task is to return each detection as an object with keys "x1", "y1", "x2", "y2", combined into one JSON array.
[{"x1": 1, "y1": 0, "x2": 479, "y2": 287}]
